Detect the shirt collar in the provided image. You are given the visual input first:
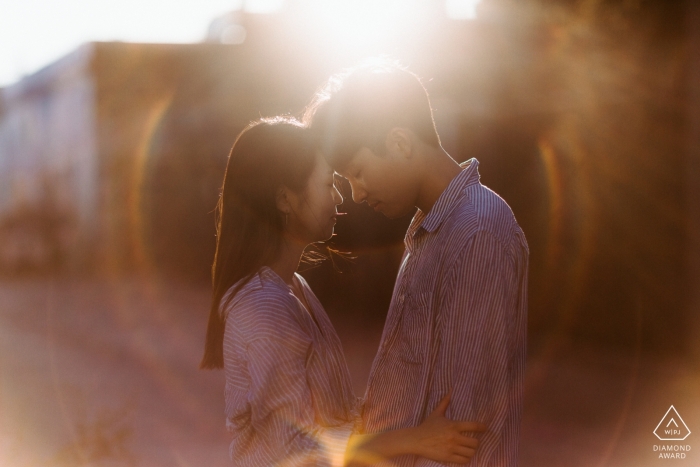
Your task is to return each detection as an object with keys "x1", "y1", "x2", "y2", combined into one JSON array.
[{"x1": 408, "y1": 158, "x2": 480, "y2": 238}]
